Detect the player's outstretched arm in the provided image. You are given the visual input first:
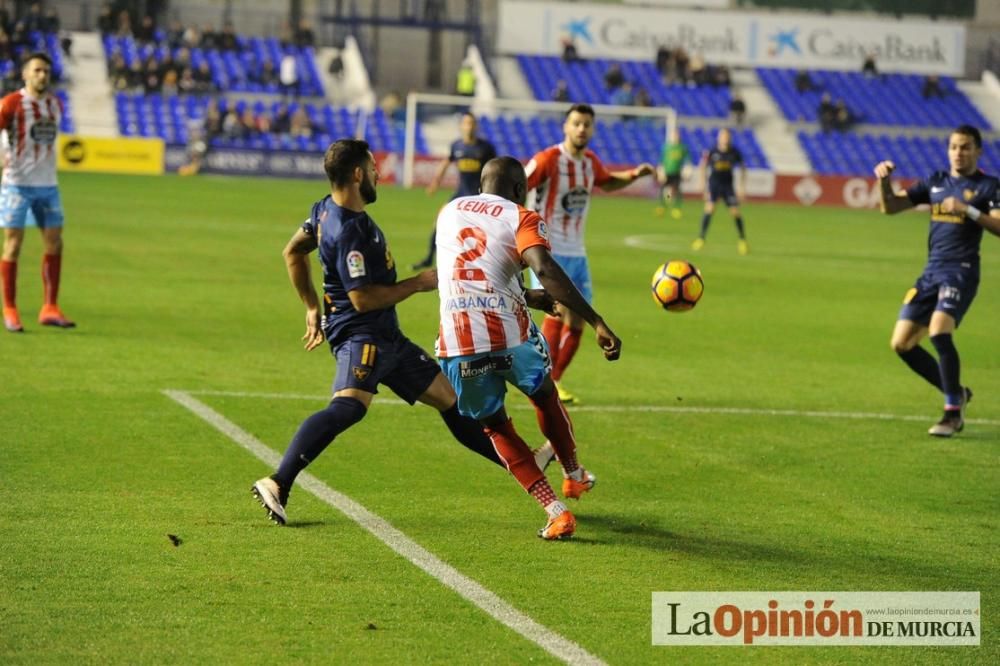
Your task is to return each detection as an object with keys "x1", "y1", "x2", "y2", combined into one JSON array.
[
  {"x1": 522, "y1": 246, "x2": 621, "y2": 361},
  {"x1": 601, "y1": 163, "x2": 656, "y2": 192},
  {"x1": 523, "y1": 288, "x2": 558, "y2": 316},
  {"x1": 283, "y1": 227, "x2": 324, "y2": 350},
  {"x1": 873, "y1": 160, "x2": 913, "y2": 214},
  {"x1": 347, "y1": 269, "x2": 438, "y2": 313},
  {"x1": 426, "y1": 158, "x2": 451, "y2": 195}
]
